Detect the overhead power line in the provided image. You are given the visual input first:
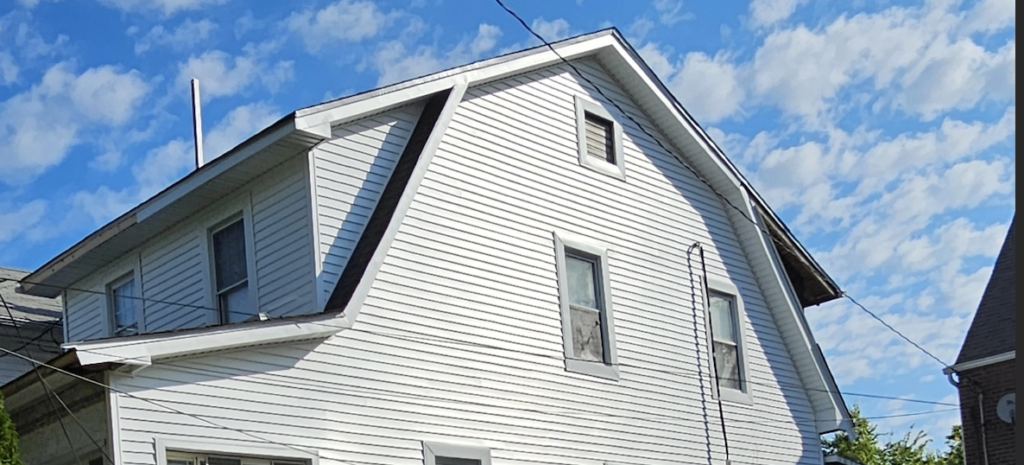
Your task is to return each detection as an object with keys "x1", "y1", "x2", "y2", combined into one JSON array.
[{"x1": 491, "y1": 0, "x2": 954, "y2": 370}]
